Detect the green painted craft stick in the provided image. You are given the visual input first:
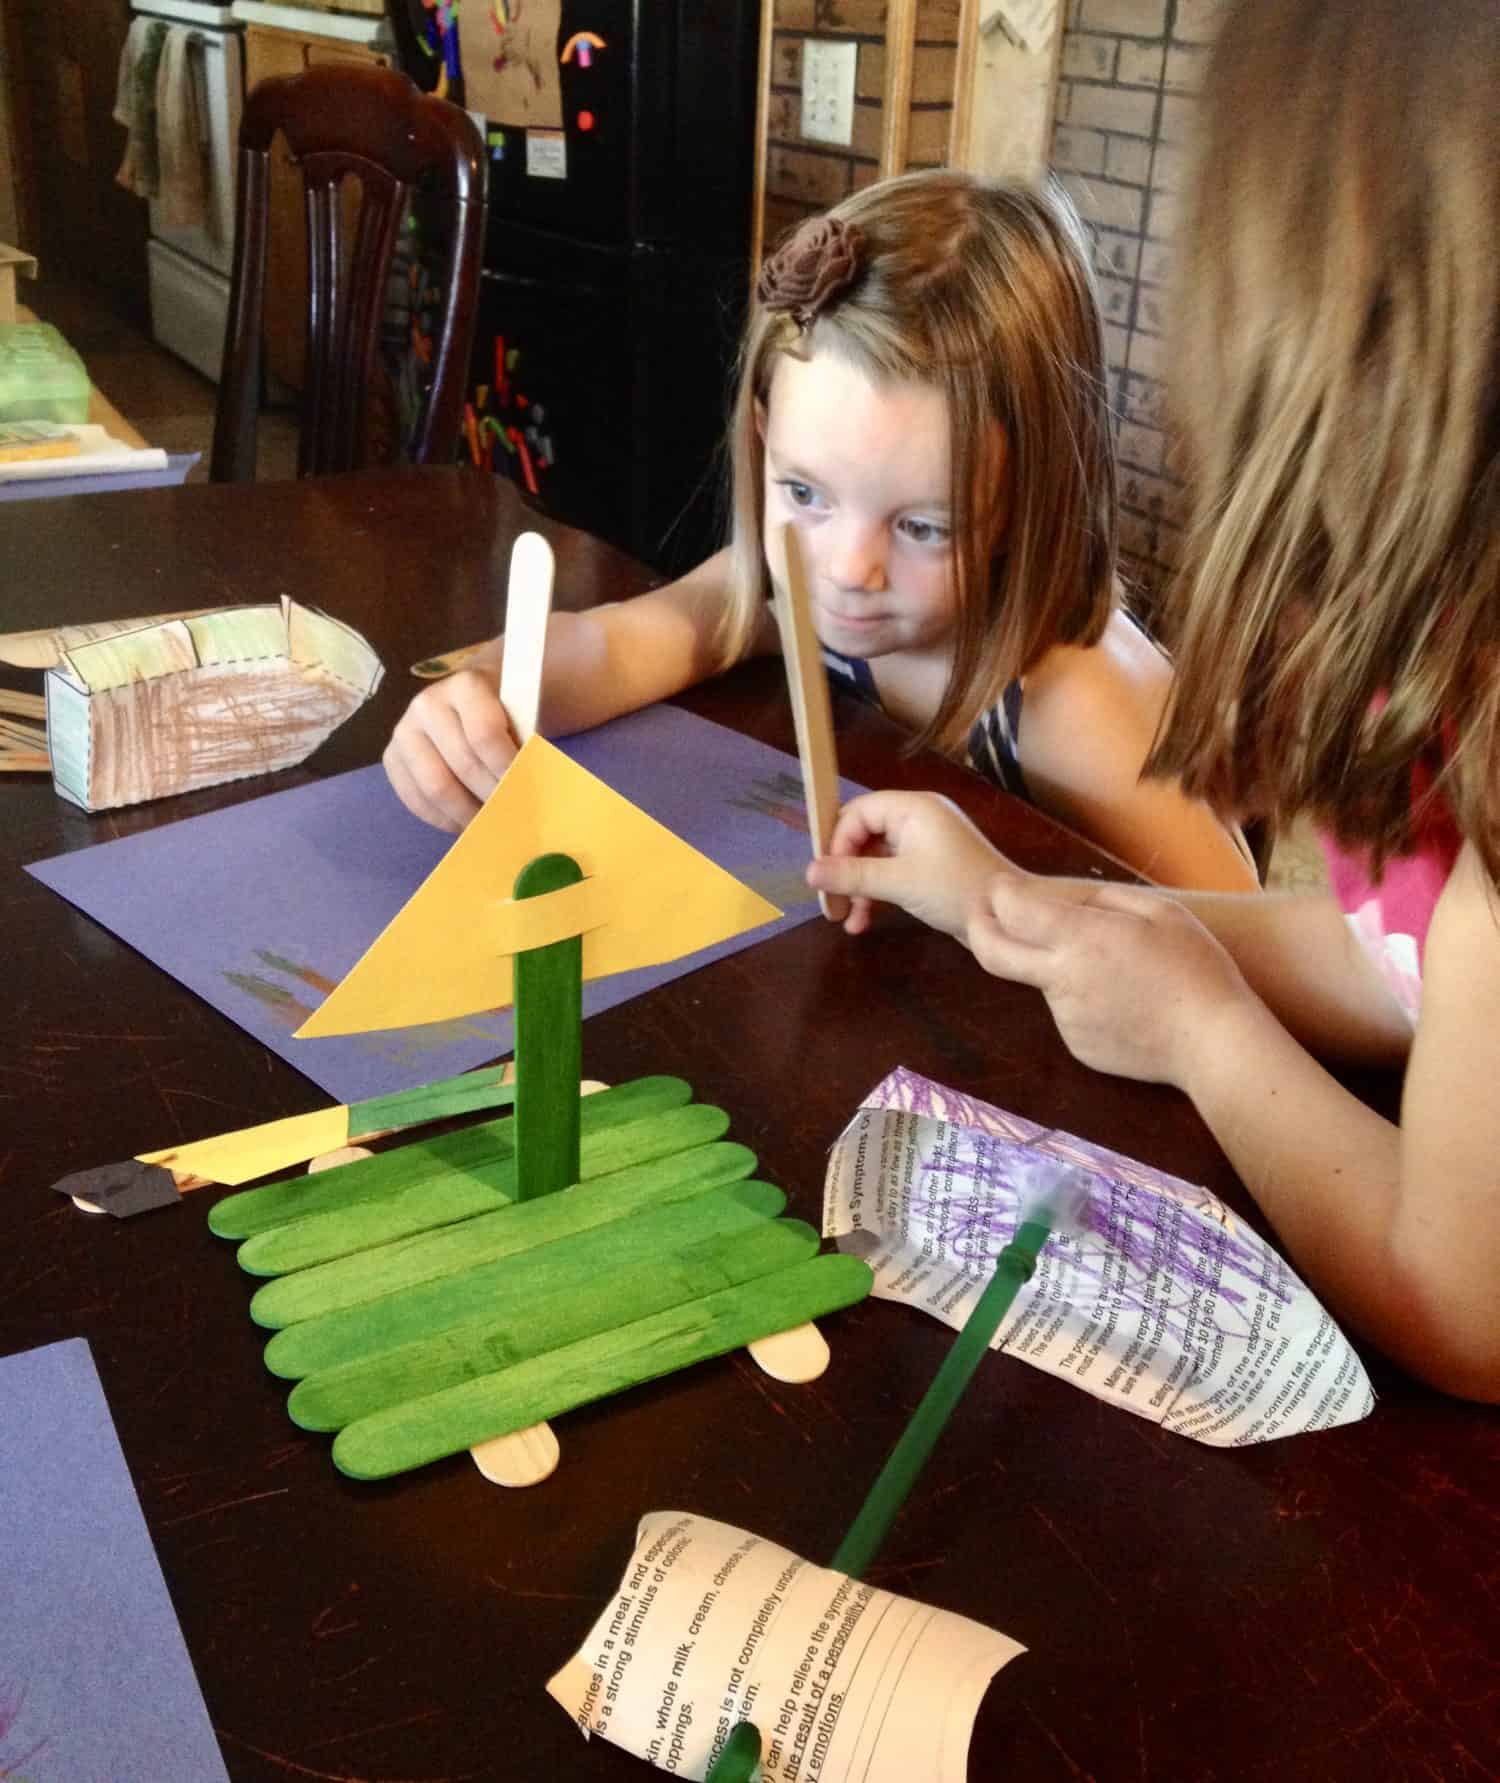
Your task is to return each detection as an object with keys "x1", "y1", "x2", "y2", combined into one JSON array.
[
  {"x1": 346, "y1": 1067, "x2": 516, "y2": 1137},
  {"x1": 235, "y1": 1101, "x2": 732, "y2": 1277},
  {"x1": 706, "y1": 1722, "x2": 762, "y2": 1783},
  {"x1": 331, "y1": 1253, "x2": 873, "y2": 1479},
  {"x1": 513, "y1": 853, "x2": 583, "y2": 1200},
  {"x1": 290, "y1": 1216, "x2": 820, "y2": 1430},
  {"x1": 249, "y1": 1139, "x2": 758, "y2": 1328},
  {"x1": 209, "y1": 1075, "x2": 692, "y2": 1240},
  {"x1": 827, "y1": 1213, "x2": 1056, "y2": 1581},
  {"x1": 265, "y1": 1181, "x2": 788, "y2": 1380}
]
